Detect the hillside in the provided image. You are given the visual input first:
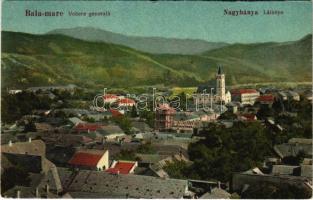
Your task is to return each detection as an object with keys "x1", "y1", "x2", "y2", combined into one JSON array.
[
  {"x1": 1, "y1": 31, "x2": 200, "y2": 89},
  {"x1": 1, "y1": 31, "x2": 312, "y2": 90},
  {"x1": 47, "y1": 27, "x2": 228, "y2": 55}
]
